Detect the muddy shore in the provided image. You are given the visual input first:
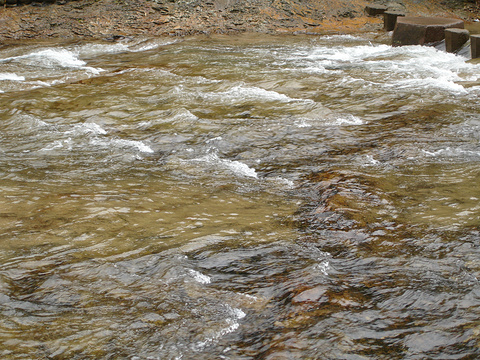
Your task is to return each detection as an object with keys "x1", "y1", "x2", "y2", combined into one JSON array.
[{"x1": 0, "y1": 0, "x2": 478, "y2": 41}]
